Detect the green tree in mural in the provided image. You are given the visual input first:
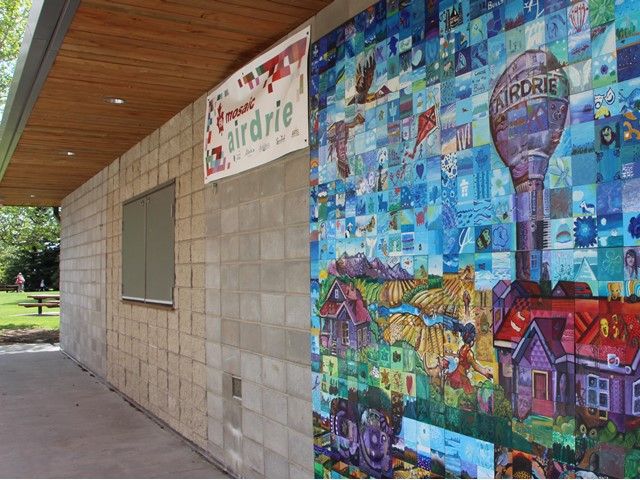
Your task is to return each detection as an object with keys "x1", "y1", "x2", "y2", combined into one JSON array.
[{"x1": 0, "y1": 0, "x2": 31, "y2": 116}]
